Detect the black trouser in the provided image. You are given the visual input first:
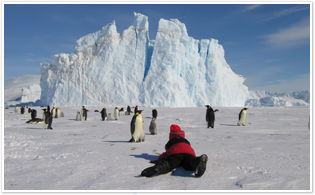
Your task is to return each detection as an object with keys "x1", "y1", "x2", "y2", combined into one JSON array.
[{"x1": 165, "y1": 153, "x2": 201, "y2": 172}]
